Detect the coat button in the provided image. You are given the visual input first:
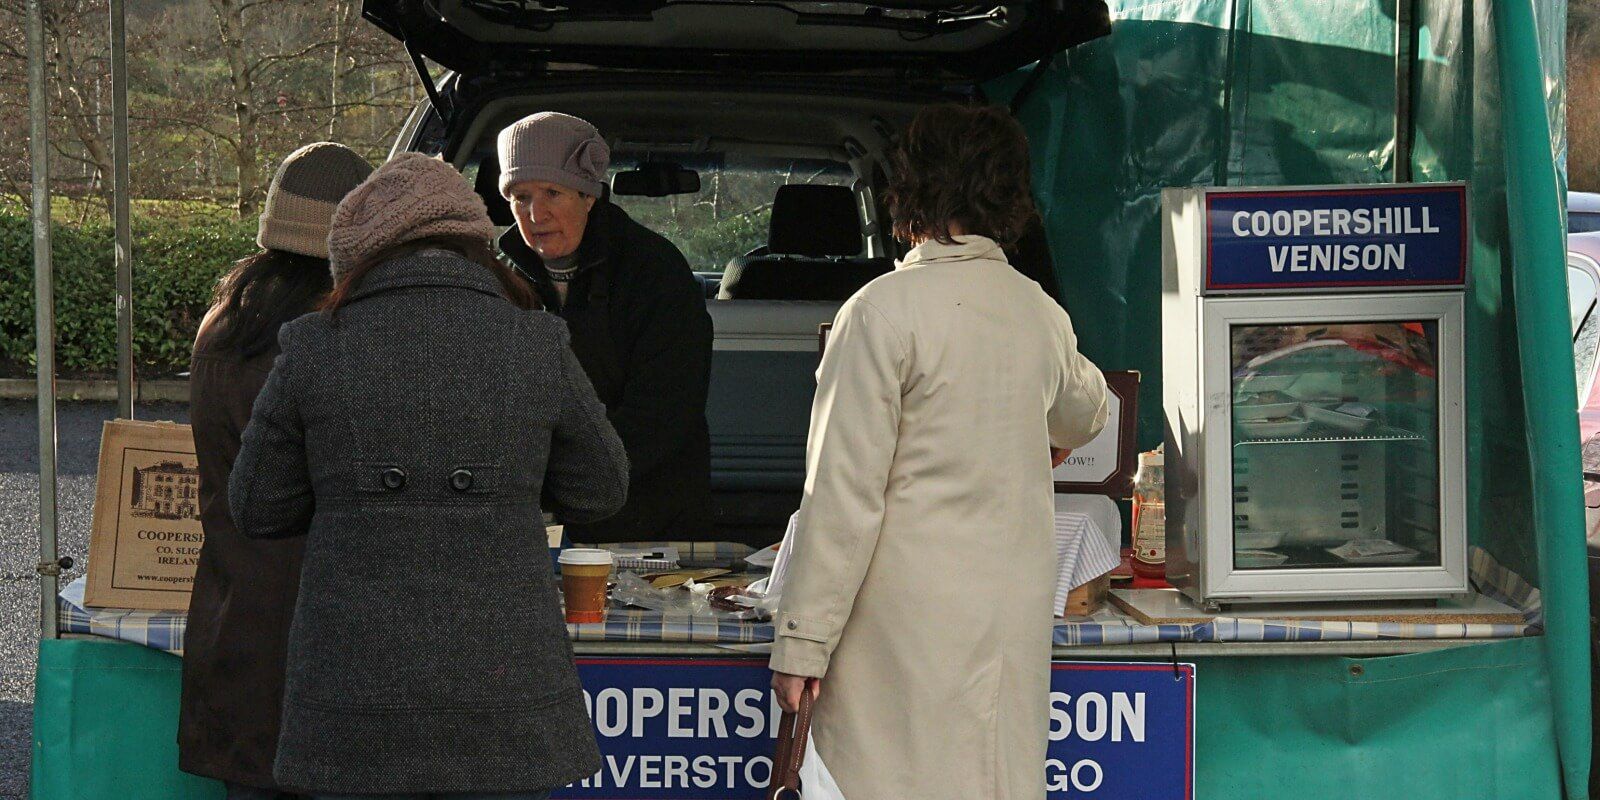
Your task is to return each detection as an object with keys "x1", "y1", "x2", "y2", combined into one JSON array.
[
  {"x1": 450, "y1": 469, "x2": 474, "y2": 491},
  {"x1": 381, "y1": 467, "x2": 407, "y2": 490},
  {"x1": 786, "y1": 620, "x2": 798, "y2": 630}
]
